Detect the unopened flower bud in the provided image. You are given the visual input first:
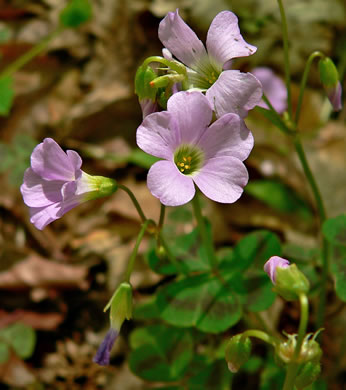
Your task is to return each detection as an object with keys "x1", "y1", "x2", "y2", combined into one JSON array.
[
  {"x1": 264, "y1": 256, "x2": 290, "y2": 284},
  {"x1": 105, "y1": 282, "x2": 133, "y2": 330},
  {"x1": 318, "y1": 57, "x2": 342, "y2": 111},
  {"x1": 264, "y1": 257, "x2": 309, "y2": 300},
  {"x1": 93, "y1": 282, "x2": 133, "y2": 366},
  {"x1": 295, "y1": 362, "x2": 321, "y2": 389},
  {"x1": 149, "y1": 73, "x2": 185, "y2": 88},
  {"x1": 225, "y1": 334, "x2": 252, "y2": 373},
  {"x1": 135, "y1": 65, "x2": 157, "y2": 101}
]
